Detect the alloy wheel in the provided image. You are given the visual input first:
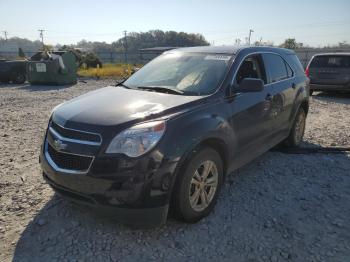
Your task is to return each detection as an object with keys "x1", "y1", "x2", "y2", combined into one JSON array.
[{"x1": 189, "y1": 160, "x2": 218, "y2": 212}]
